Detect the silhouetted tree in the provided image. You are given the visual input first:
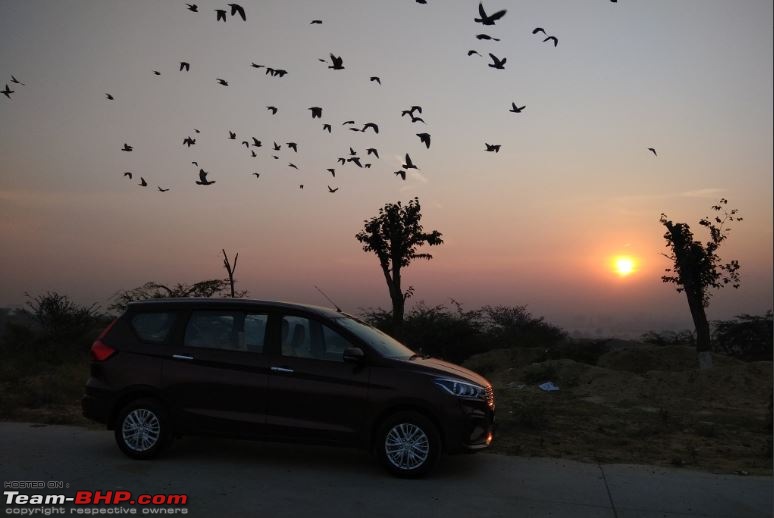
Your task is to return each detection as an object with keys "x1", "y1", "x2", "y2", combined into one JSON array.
[
  {"x1": 222, "y1": 249, "x2": 239, "y2": 298},
  {"x1": 356, "y1": 197, "x2": 443, "y2": 328},
  {"x1": 109, "y1": 279, "x2": 246, "y2": 313},
  {"x1": 24, "y1": 291, "x2": 100, "y2": 339},
  {"x1": 660, "y1": 199, "x2": 742, "y2": 368}
]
